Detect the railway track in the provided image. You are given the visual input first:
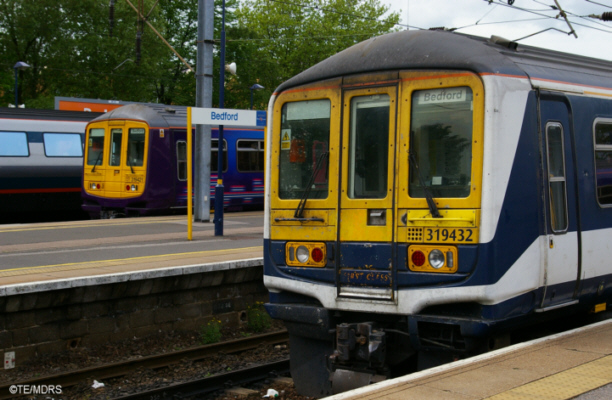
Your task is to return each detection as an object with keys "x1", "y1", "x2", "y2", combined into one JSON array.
[
  {"x1": 113, "y1": 358, "x2": 291, "y2": 400},
  {"x1": 0, "y1": 330, "x2": 288, "y2": 400}
]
